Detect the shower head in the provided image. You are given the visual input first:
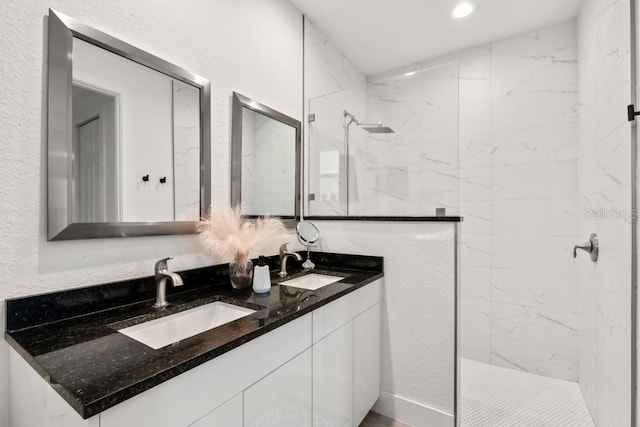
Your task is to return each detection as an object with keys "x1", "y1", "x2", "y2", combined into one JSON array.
[
  {"x1": 358, "y1": 123, "x2": 395, "y2": 134},
  {"x1": 343, "y1": 111, "x2": 395, "y2": 133}
]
